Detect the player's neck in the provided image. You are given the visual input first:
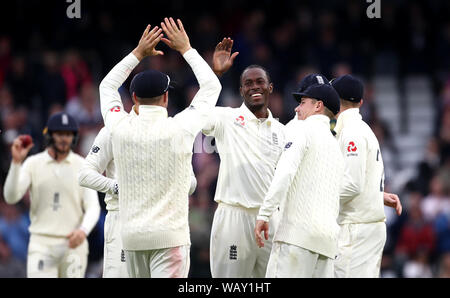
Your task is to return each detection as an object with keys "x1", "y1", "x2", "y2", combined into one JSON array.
[
  {"x1": 48, "y1": 147, "x2": 70, "y2": 162},
  {"x1": 248, "y1": 105, "x2": 269, "y2": 119}
]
